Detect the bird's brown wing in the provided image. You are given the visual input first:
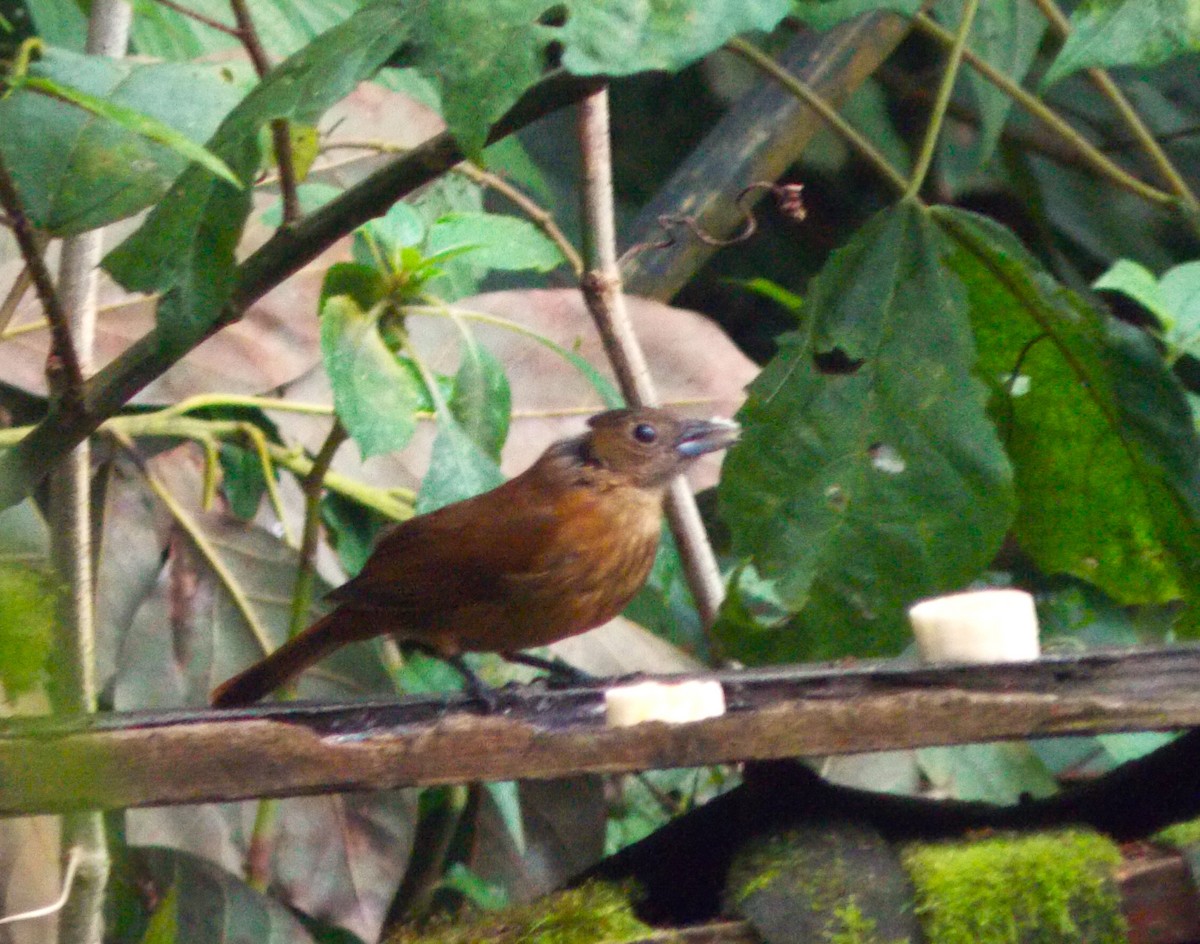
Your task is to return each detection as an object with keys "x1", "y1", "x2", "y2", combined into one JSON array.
[{"x1": 325, "y1": 481, "x2": 563, "y2": 622}]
